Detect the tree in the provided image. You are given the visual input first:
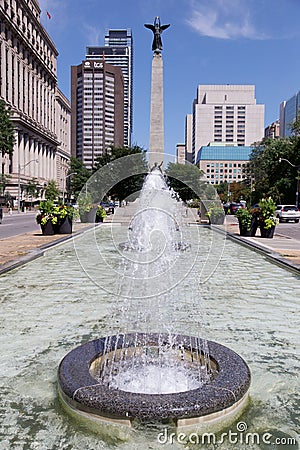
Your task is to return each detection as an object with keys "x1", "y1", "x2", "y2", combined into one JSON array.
[
  {"x1": 0, "y1": 174, "x2": 11, "y2": 195},
  {"x1": 0, "y1": 99, "x2": 15, "y2": 172},
  {"x1": 244, "y1": 137, "x2": 300, "y2": 204},
  {"x1": 45, "y1": 180, "x2": 60, "y2": 201},
  {"x1": 68, "y1": 157, "x2": 91, "y2": 200},
  {"x1": 165, "y1": 162, "x2": 206, "y2": 202},
  {"x1": 25, "y1": 178, "x2": 40, "y2": 206},
  {"x1": 93, "y1": 145, "x2": 148, "y2": 203}
]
